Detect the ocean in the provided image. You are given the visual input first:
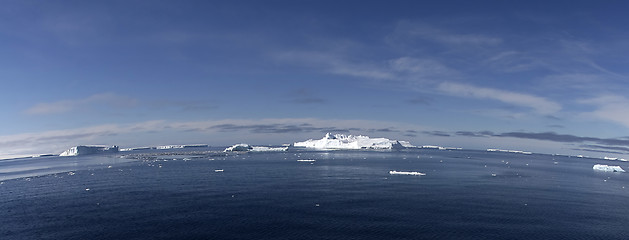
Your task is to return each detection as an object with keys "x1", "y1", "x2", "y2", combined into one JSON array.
[{"x1": 1, "y1": 148, "x2": 628, "y2": 239}]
